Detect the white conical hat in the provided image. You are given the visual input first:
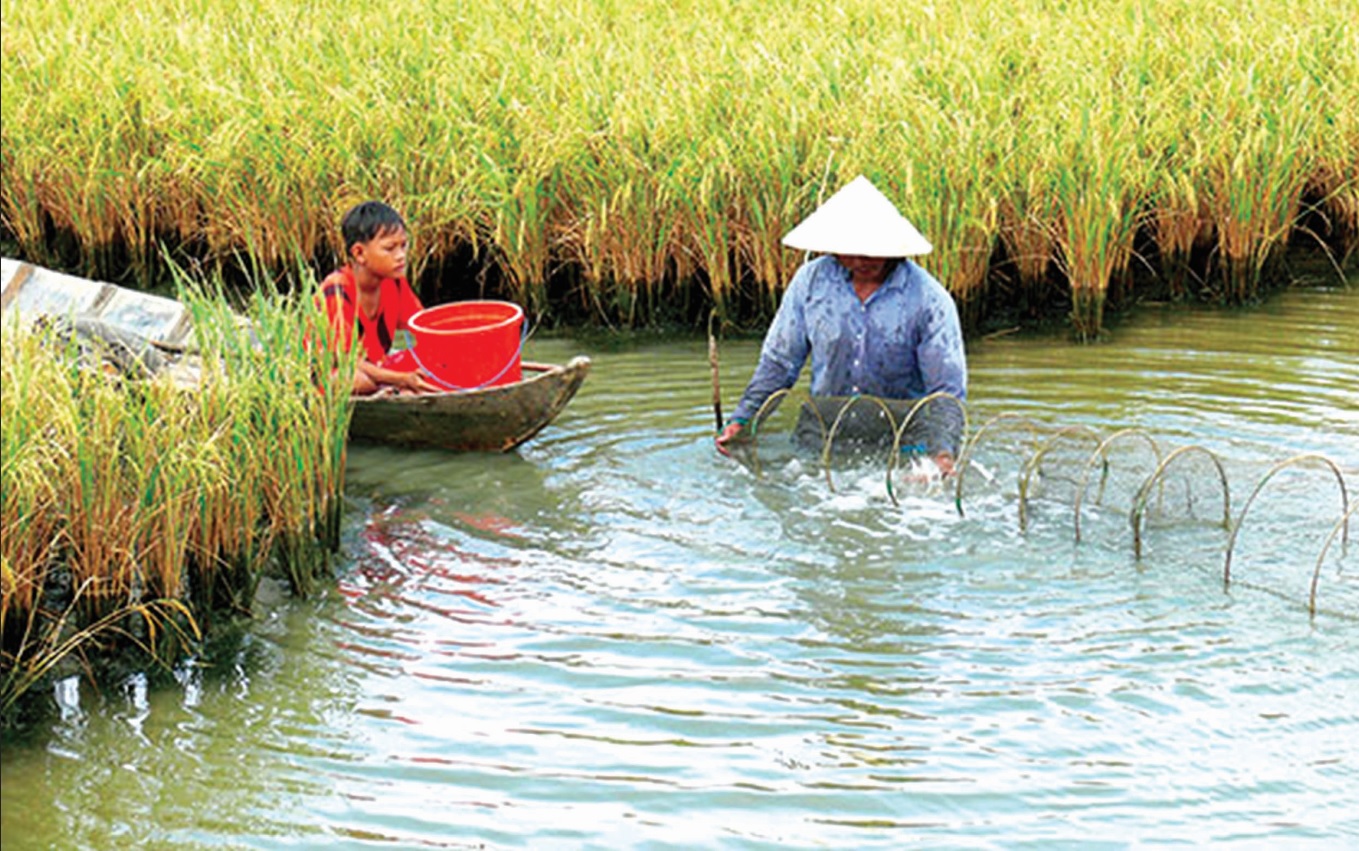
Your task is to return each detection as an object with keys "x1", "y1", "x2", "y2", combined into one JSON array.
[{"x1": 781, "y1": 175, "x2": 932, "y2": 257}]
